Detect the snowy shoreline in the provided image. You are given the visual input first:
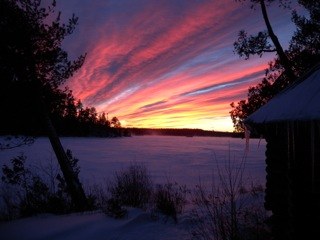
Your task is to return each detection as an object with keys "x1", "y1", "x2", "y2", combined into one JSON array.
[{"x1": 0, "y1": 136, "x2": 267, "y2": 240}]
